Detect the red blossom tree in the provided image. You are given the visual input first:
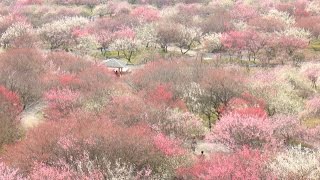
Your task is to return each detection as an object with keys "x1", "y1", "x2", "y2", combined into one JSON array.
[{"x1": 146, "y1": 83, "x2": 186, "y2": 110}]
